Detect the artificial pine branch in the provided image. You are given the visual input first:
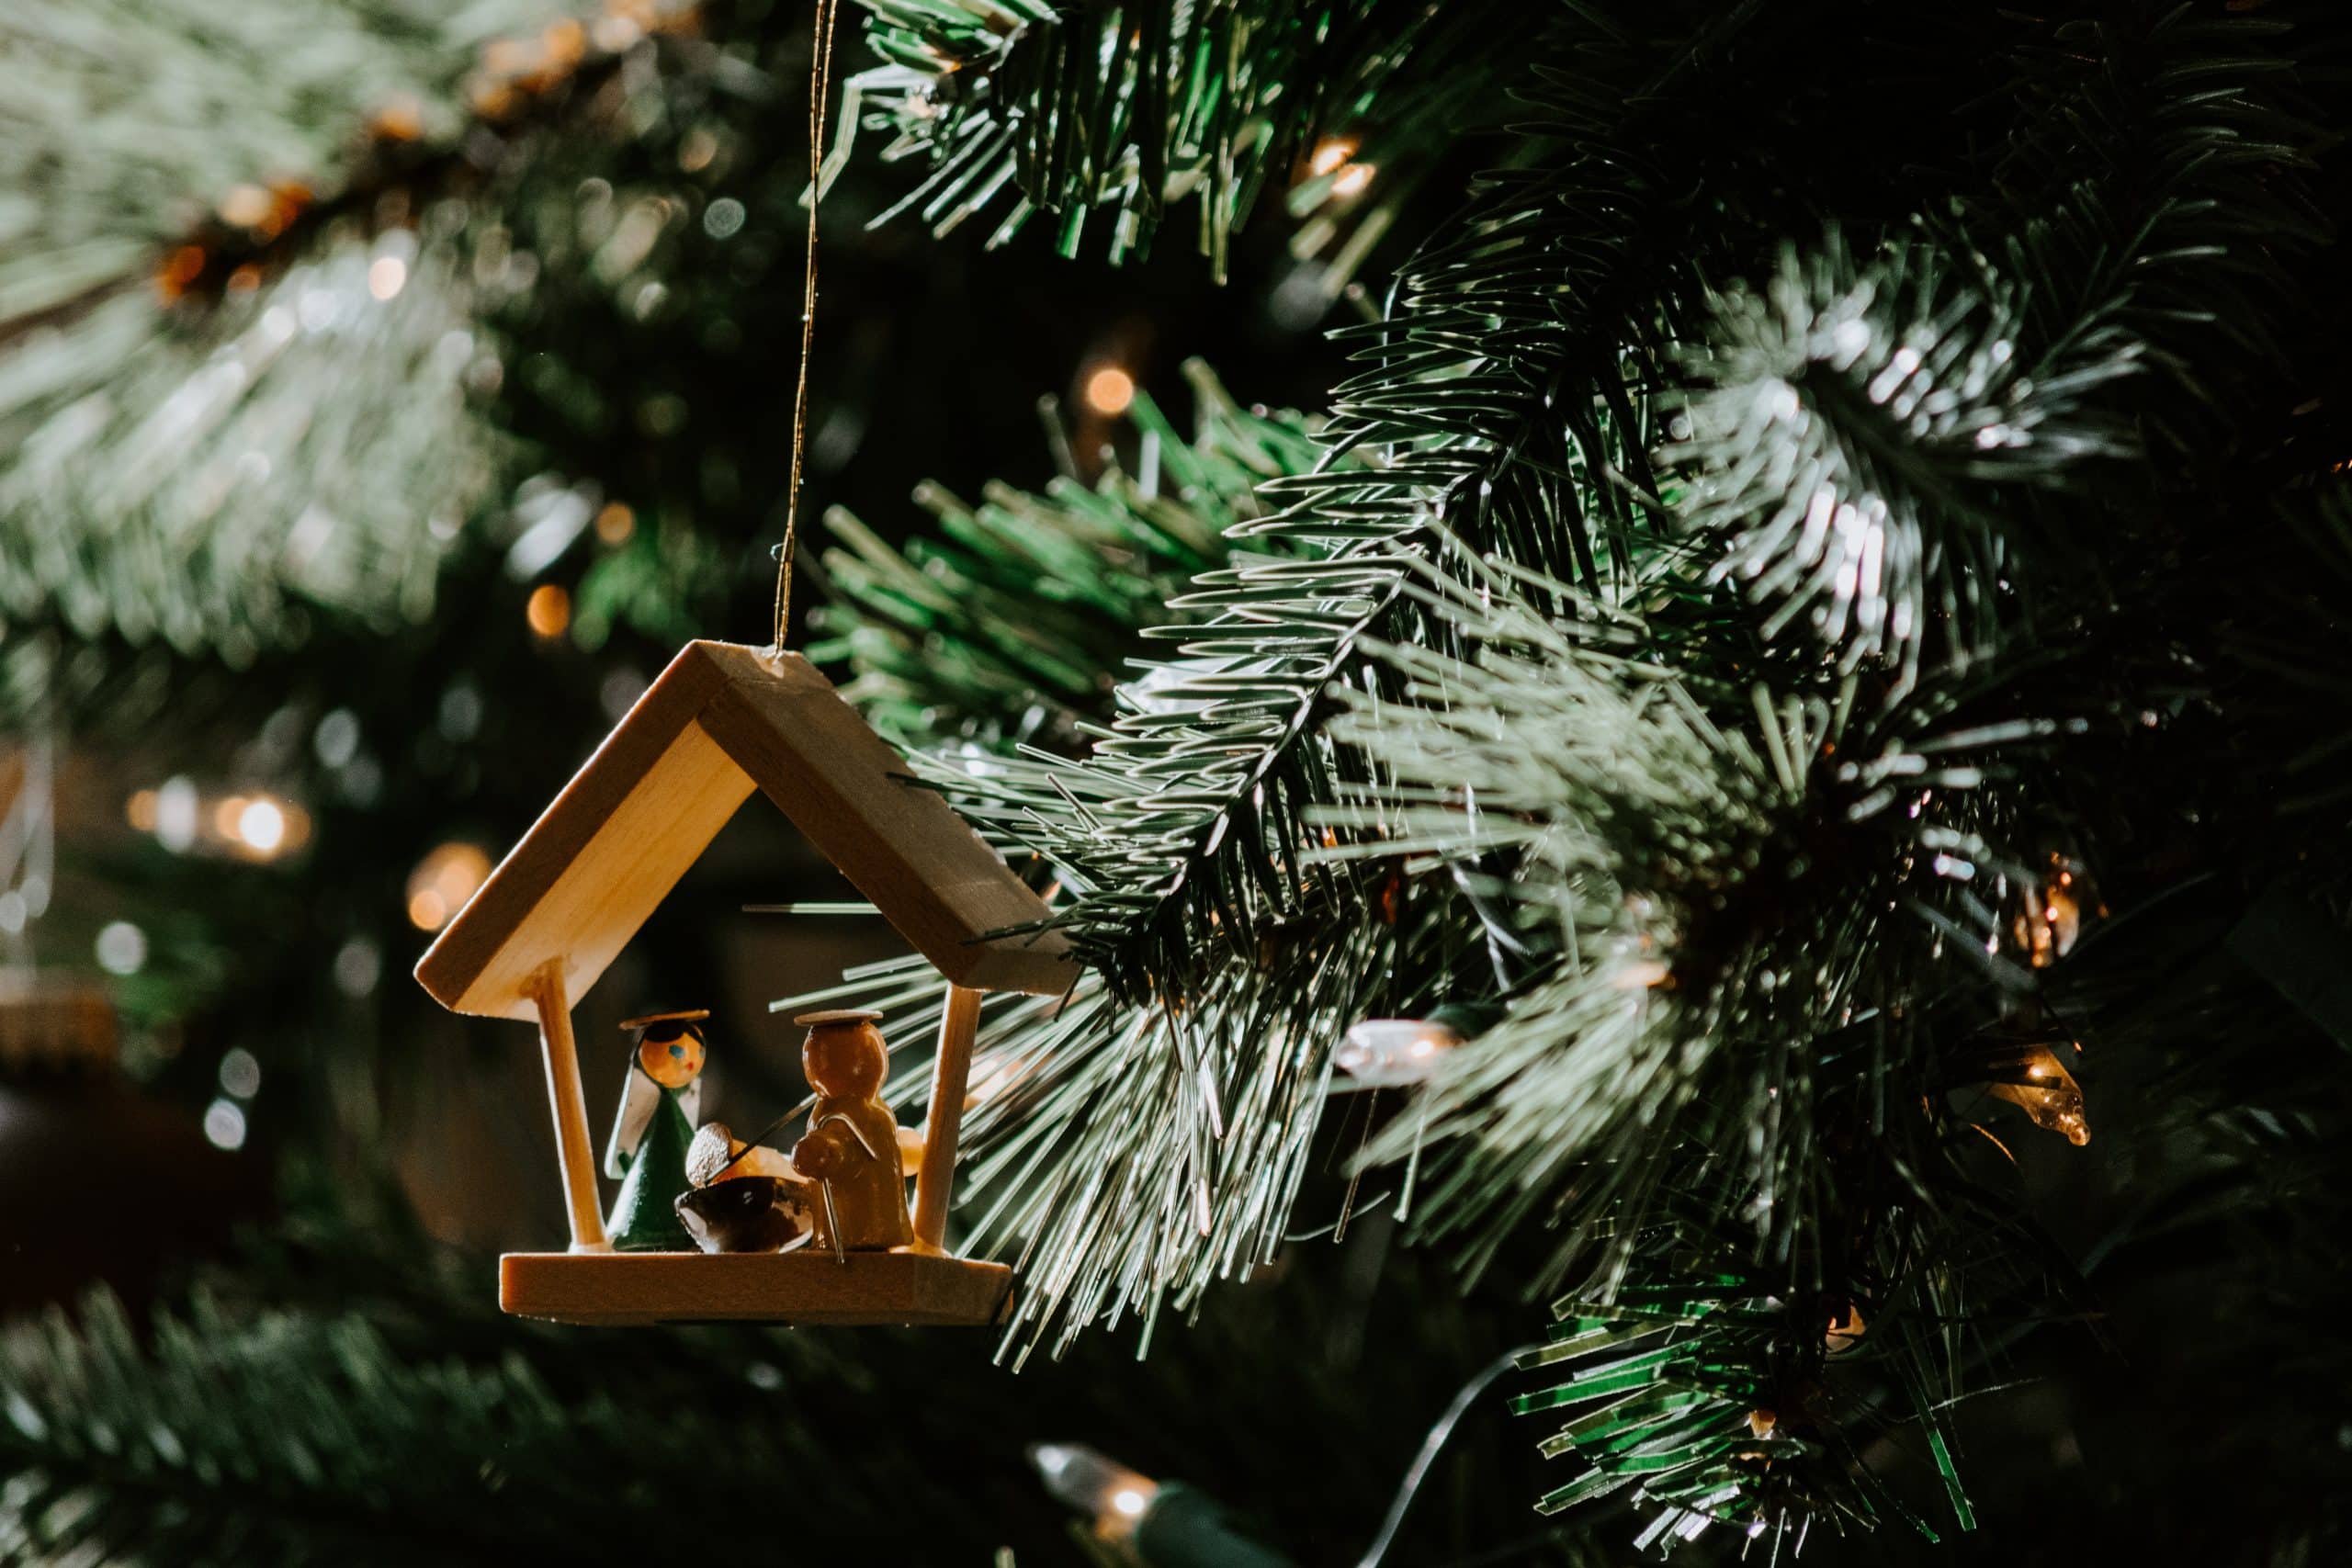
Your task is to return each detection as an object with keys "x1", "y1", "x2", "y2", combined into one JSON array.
[
  {"x1": 0, "y1": 1290, "x2": 915, "y2": 1566},
  {"x1": 1318, "y1": 556, "x2": 2069, "y2": 1267},
  {"x1": 1306, "y1": 3, "x2": 2026, "y2": 604},
  {"x1": 1671, "y1": 10, "x2": 2324, "y2": 685},
  {"x1": 807, "y1": 5, "x2": 2151, "y2": 1371},
  {"x1": 1, "y1": 1160, "x2": 1560, "y2": 1566},
  {"x1": 1316, "y1": 555, "x2": 2106, "y2": 1542},
  {"x1": 810, "y1": 360, "x2": 1325, "y2": 750},
  {"x1": 806, "y1": 424, "x2": 1432, "y2": 1354},
  {"x1": 0, "y1": 0, "x2": 699, "y2": 657},
  {"x1": 0, "y1": 235, "x2": 499, "y2": 659},
  {"x1": 837, "y1": 0, "x2": 1532, "y2": 277},
  {"x1": 1674, "y1": 236, "x2": 2135, "y2": 683},
  {"x1": 1988, "y1": 7, "x2": 2324, "y2": 420}
]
